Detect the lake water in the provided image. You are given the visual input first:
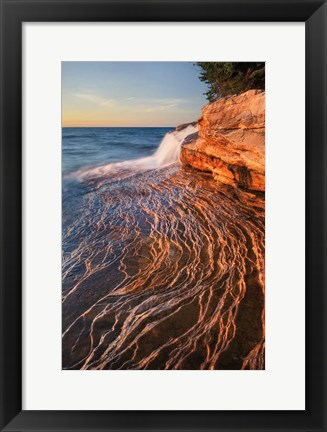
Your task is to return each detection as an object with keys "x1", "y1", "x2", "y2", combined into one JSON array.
[{"x1": 62, "y1": 126, "x2": 265, "y2": 370}]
